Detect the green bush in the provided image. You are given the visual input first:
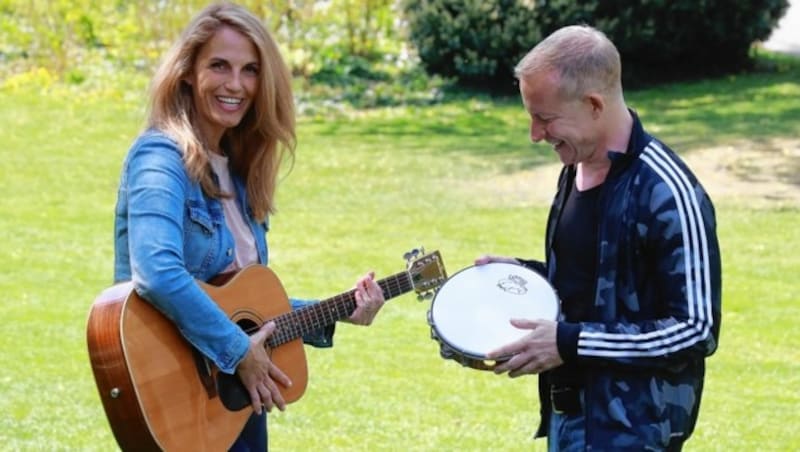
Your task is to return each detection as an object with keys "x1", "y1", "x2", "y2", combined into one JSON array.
[
  {"x1": 402, "y1": 0, "x2": 541, "y2": 93},
  {"x1": 0, "y1": 0, "x2": 447, "y2": 109},
  {"x1": 533, "y1": 0, "x2": 790, "y2": 86}
]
